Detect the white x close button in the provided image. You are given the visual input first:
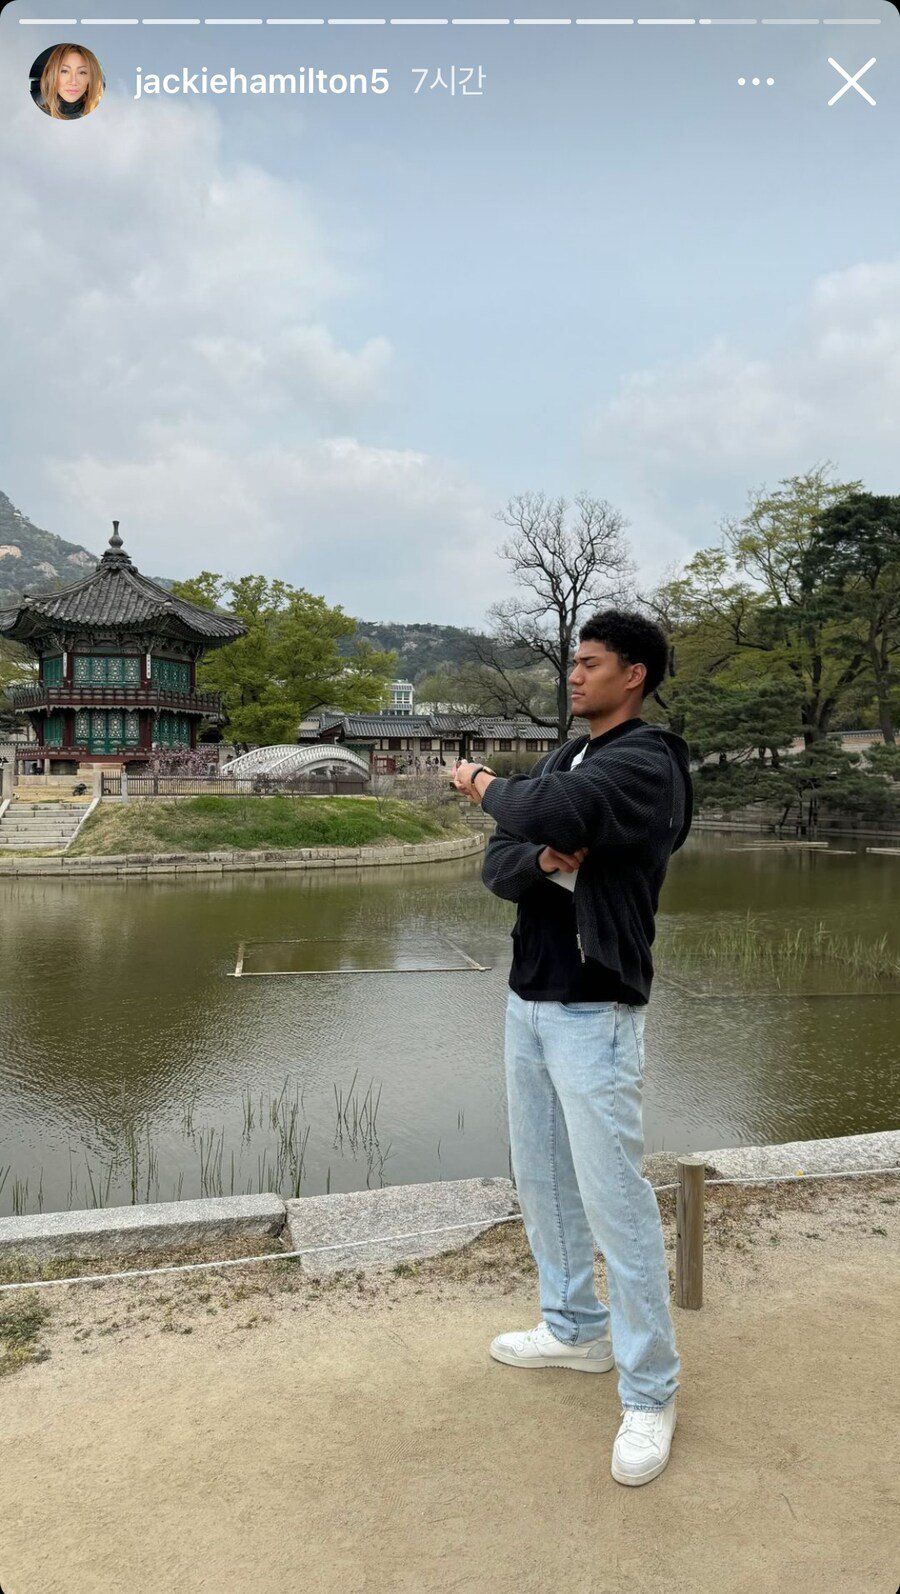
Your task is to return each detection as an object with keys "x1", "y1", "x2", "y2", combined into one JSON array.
[{"x1": 827, "y1": 57, "x2": 877, "y2": 106}]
